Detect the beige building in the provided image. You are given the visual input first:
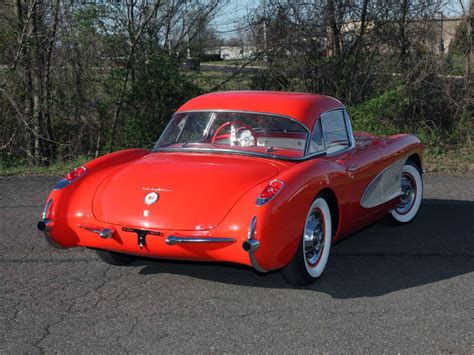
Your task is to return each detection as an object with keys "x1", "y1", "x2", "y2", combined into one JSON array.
[
  {"x1": 332, "y1": 16, "x2": 464, "y2": 56},
  {"x1": 426, "y1": 16, "x2": 464, "y2": 54}
]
